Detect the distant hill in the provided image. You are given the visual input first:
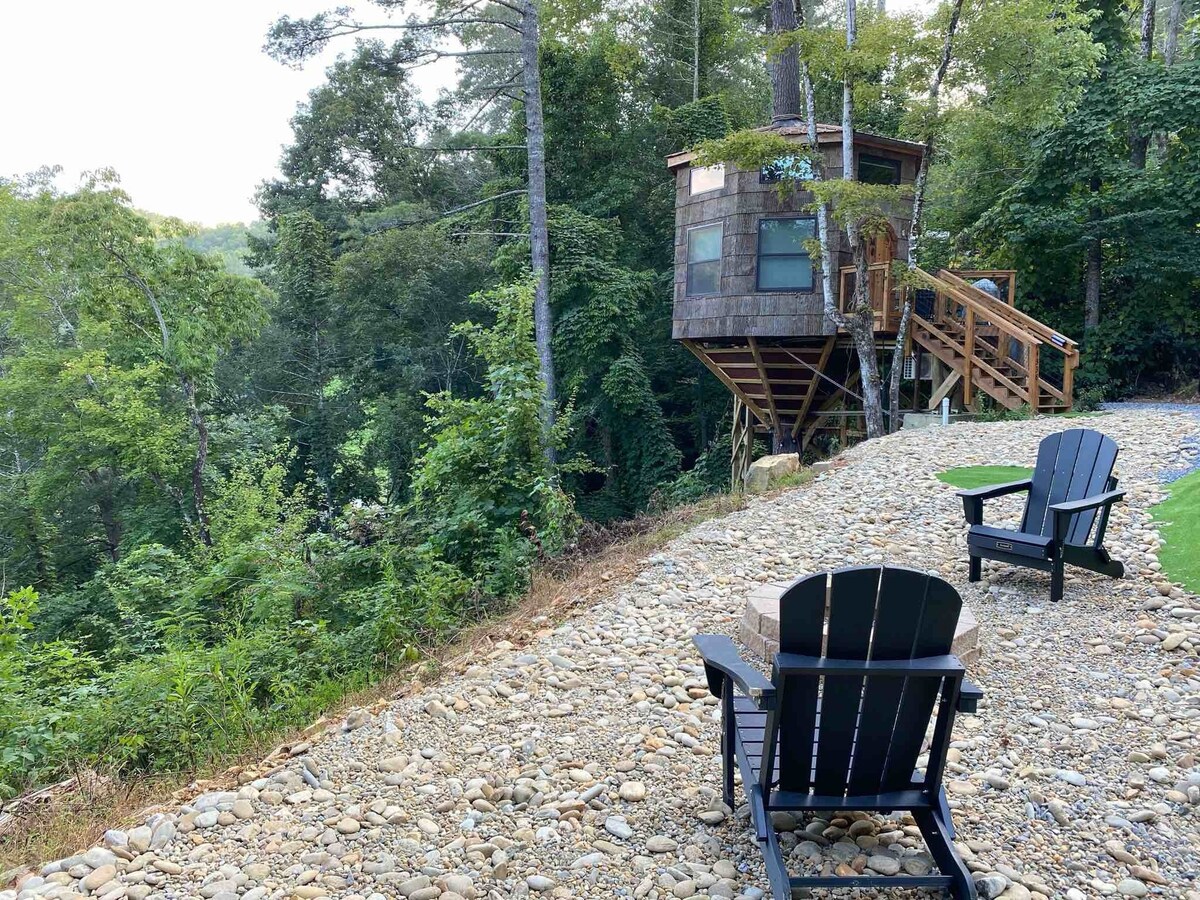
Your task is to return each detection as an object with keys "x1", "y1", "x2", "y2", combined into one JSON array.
[
  {"x1": 183, "y1": 221, "x2": 268, "y2": 276},
  {"x1": 140, "y1": 212, "x2": 267, "y2": 276}
]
